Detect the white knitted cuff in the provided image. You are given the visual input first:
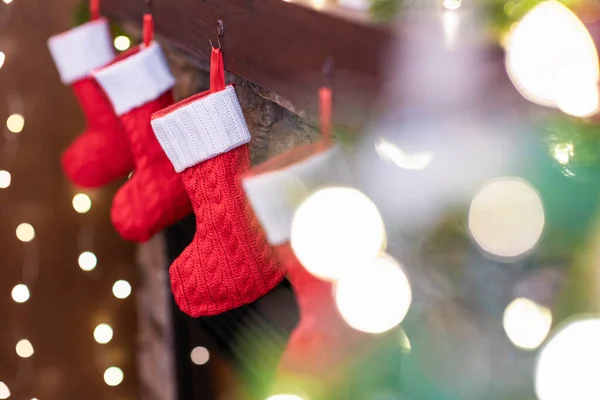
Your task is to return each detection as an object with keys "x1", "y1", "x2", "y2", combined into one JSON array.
[
  {"x1": 93, "y1": 42, "x2": 175, "y2": 116},
  {"x1": 47, "y1": 19, "x2": 114, "y2": 84},
  {"x1": 243, "y1": 146, "x2": 351, "y2": 245},
  {"x1": 151, "y1": 86, "x2": 251, "y2": 172}
]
